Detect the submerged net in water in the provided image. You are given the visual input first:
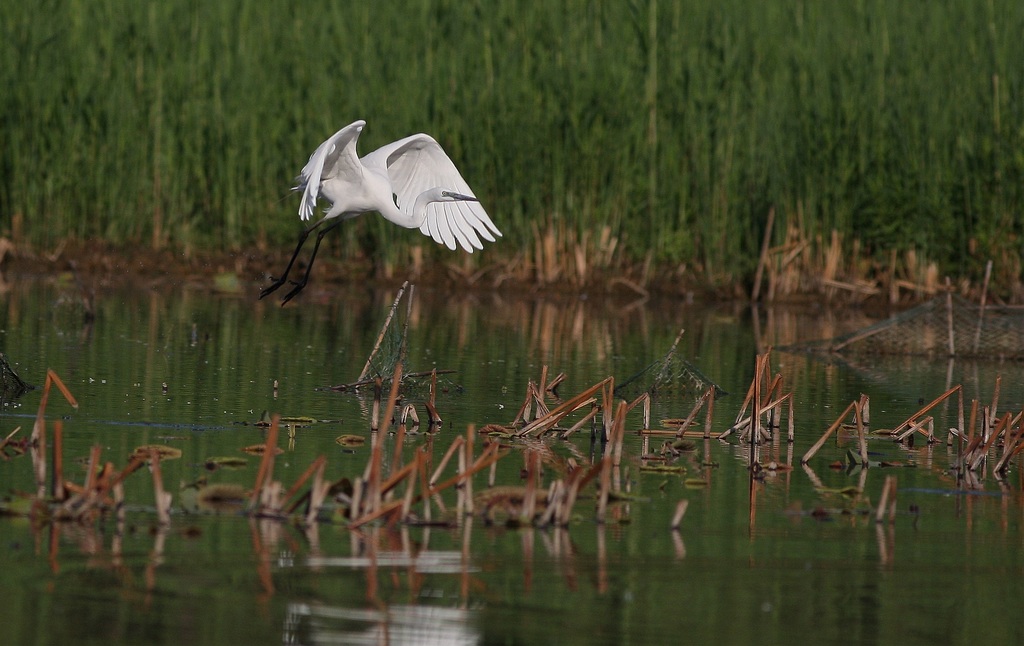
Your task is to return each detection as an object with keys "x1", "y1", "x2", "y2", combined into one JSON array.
[
  {"x1": 615, "y1": 329, "x2": 727, "y2": 400},
  {"x1": 0, "y1": 353, "x2": 32, "y2": 400},
  {"x1": 785, "y1": 294, "x2": 1024, "y2": 360}
]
